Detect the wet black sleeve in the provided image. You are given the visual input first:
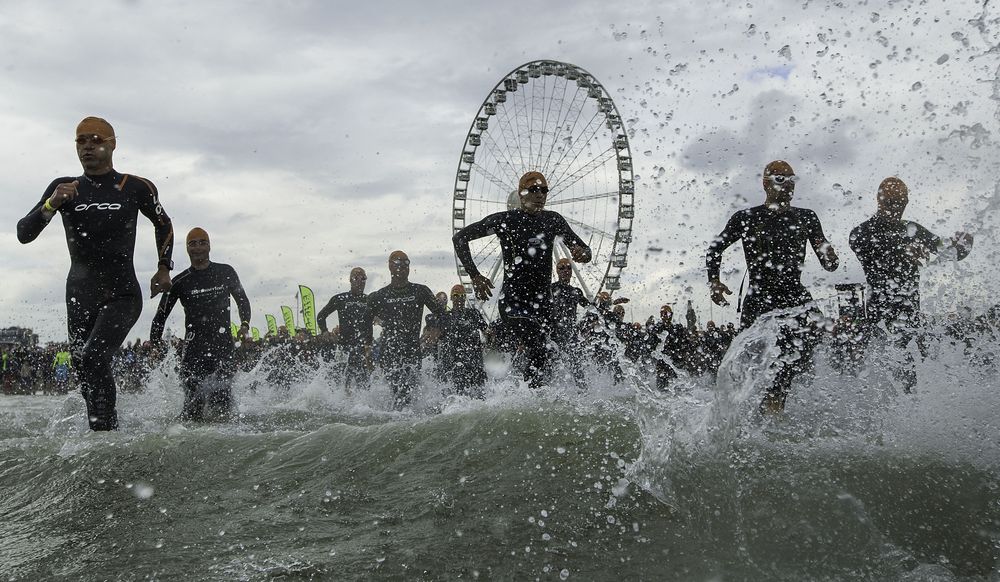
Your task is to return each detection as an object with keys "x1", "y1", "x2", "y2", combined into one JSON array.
[
  {"x1": 576, "y1": 288, "x2": 589, "y2": 308},
  {"x1": 366, "y1": 289, "x2": 385, "y2": 320},
  {"x1": 474, "y1": 310, "x2": 488, "y2": 332},
  {"x1": 910, "y1": 222, "x2": 942, "y2": 254},
  {"x1": 554, "y1": 214, "x2": 590, "y2": 256},
  {"x1": 317, "y1": 295, "x2": 343, "y2": 333},
  {"x1": 805, "y1": 210, "x2": 838, "y2": 271},
  {"x1": 707, "y1": 211, "x2": 745, "y2": 282},
  {"x1": 150, "y1": 285, "x2": 180, "y2": 341},
  {"x1": 228, "y1": 266, "x2": 252, "y2": 325},
  {"x1": 453, "y1": 213, "x2": 501, "y2": 279},
  {"x1": 420, "y1": 285, "x2": 446, "y2": 316},
  {"x1": 17, "y1": 179, "x2": 69, "y2": 244},
  {"x1": 133, "y1": 176, "x2": 174, "y2": 268}
]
